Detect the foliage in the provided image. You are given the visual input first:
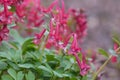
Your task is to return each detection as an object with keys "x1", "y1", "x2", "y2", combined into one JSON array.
[
  {"x1": 1, "y1": 0, "x2": 120, "y2": 80},
  {"x1": 0, "y1": 29, "x2": 88, "y2": 80}
]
